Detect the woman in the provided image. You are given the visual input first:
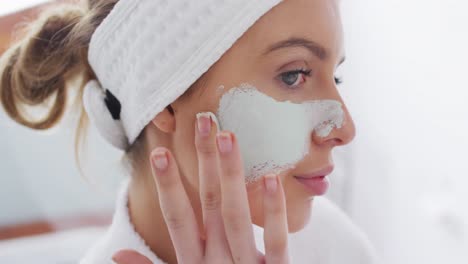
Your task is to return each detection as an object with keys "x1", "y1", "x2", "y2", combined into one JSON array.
[{"x1": 0, "y1": 0, "x2": 378, "y2": 263}]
